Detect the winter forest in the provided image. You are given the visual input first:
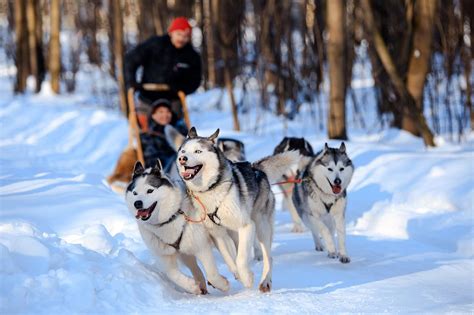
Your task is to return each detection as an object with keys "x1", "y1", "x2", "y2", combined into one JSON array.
[{"x1": 0, "y1": 0, "x2": 473, "y2": 314}]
